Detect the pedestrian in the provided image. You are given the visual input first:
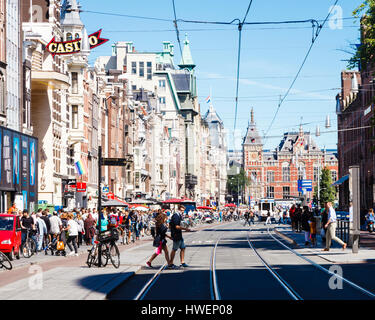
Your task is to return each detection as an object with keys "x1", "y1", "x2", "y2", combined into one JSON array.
[
  {"x1": 84, "y1": 213, "x2": 96, "y2": 245},
  {"x1": 323, "y1": 202, "x2": 347, "y2": 252},
  {"x1": 8, "y1": 202, "x2": 18, "y2": 215},
  {"x1": 65, "y1": 213, "x2": 79, "y2": 256},
  {"x1": 301, "y1": 206, "x2": 311, "y2": 246},
  {"x1": 295, "y1": 205, "x2": 302, "y2": 232},
  {"x1": 146, "y1": 213, "x2": 172, "y2": 268},
  {"x1": 35, "y1": 212, "x2": 47, "y2": 252},
  {"x1": 75, "y1": 214, "x2": 84, "y2": 248},
  {"x1": 168, "y1": 205, "x2": 192, "y2": 269},
  {"x1": 365, "y1": 208, "x2": 375, "y2": 232},
  {"x1": 49, "y1": 211, "x2": 62, "y2": 242},
  {"x1": 309, "y1": 215, "x2": 317, "y2": 247},
  {"x1": 41, "y1": 210, "x2": 51, "y2": 243},
  {"x1": 97, "y1": 212, "x2": 109, "y2": 232},
  {"x1": 265, "y1": 211, "x2": 272, "y2": 226},
  {"x1": 289, "y1": 204, "x2": 296, "y2": 231}
]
